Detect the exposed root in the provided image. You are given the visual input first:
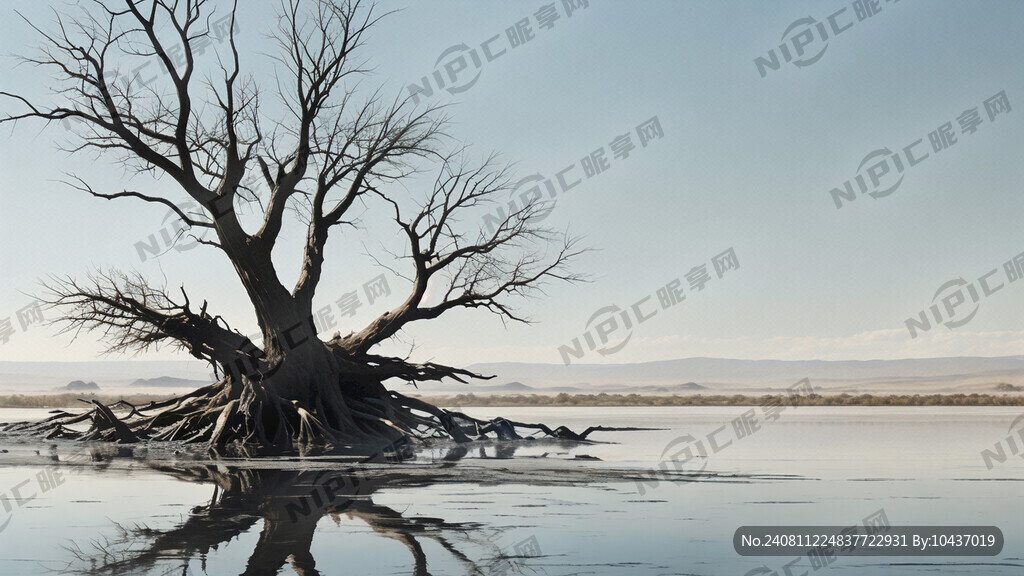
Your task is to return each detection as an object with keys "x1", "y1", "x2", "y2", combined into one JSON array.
[
  {"x1": 2, "y1": 358, "x2": 653, "y2": 452},
  {"x1": 3, "y1": 388, "x2": 649, "y2": 456}
]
